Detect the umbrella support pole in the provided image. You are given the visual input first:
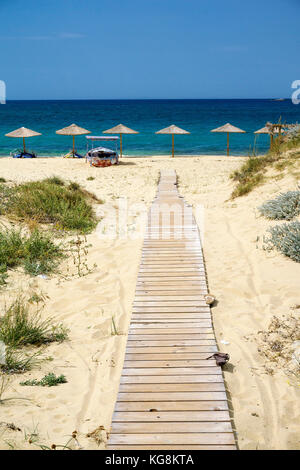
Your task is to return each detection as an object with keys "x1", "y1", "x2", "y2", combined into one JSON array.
[
  {"x1": 23, "y1": 137, "x2": 26, "y2": 154},
  {"x1": 172, "y1": 134, "x2": 174, "y2": 158},
  {"x1": 227, "y1": 133, "x2": 229, "y2": 156},
  {"x1": 120, "y1": 134, "x2": 123, "y2": 158}
]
